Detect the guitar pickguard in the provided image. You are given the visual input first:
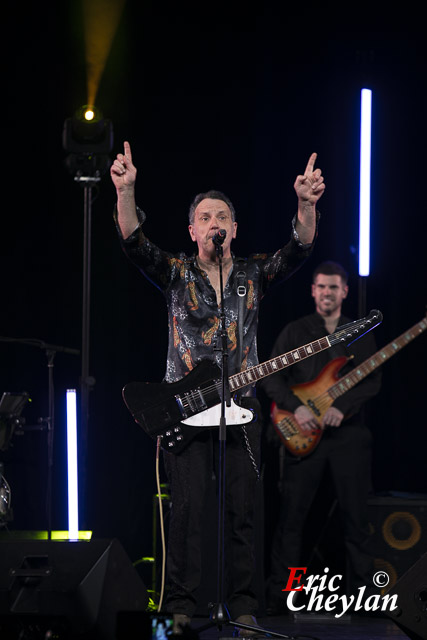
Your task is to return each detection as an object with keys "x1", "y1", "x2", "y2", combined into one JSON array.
[{"x1": 182, "y1": 399, "x2": 253, "y2": 427}]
